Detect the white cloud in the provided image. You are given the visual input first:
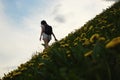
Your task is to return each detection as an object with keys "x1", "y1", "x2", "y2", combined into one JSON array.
[
  {"x1": 0, "y1": 0, "x2": 42, "y2": 77},
  {"x1": 0, "y1": 1, "x2": 15, "y2": 77},
  {"x1": 47, "y1": 0, "x2": 114, "y2": 39}
]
